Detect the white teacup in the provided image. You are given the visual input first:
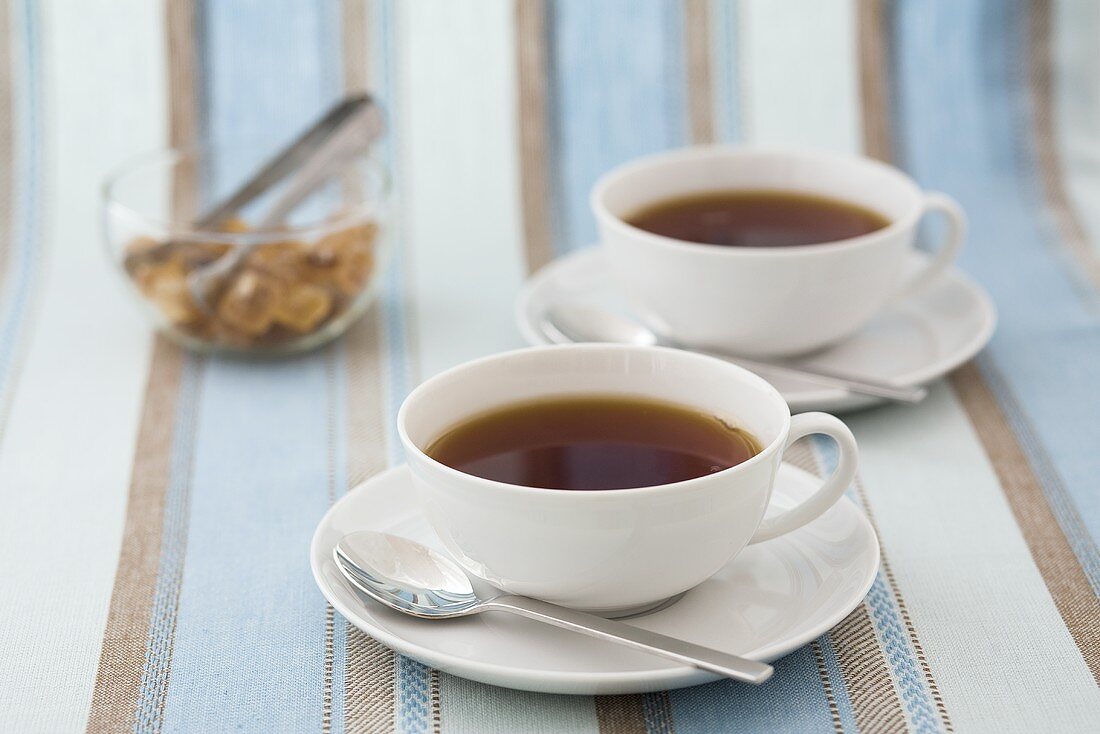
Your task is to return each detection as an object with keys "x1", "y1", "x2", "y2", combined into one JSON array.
[
  {"x1": 593, "y1": 146, "x2": 966, "y2": 357},
  {"x1": 398, "y1": 344, "x2": 858, "y2": 613}
]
